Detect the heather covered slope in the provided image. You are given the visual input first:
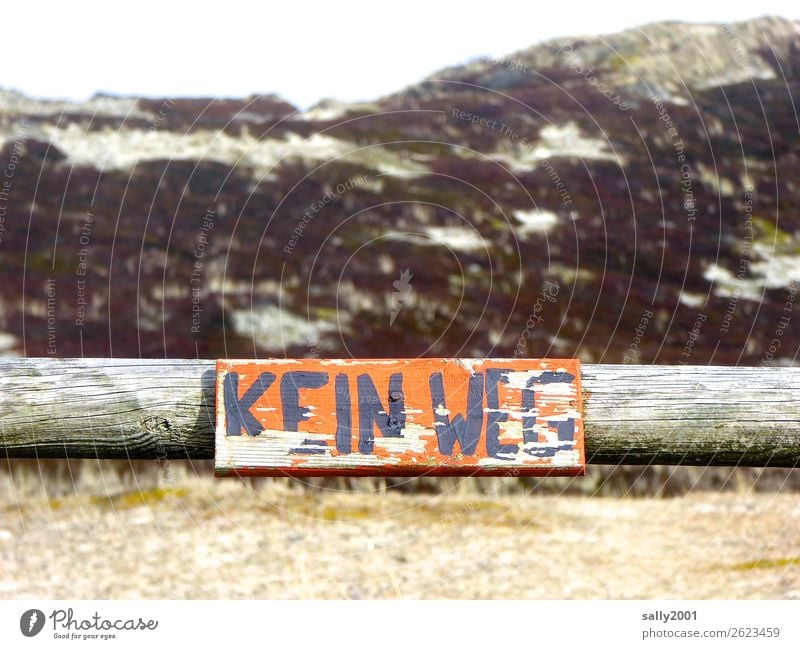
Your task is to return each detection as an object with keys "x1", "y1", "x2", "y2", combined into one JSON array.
[{"x1": 0, "y1": 16, "x2": 798, "y2": 365}]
